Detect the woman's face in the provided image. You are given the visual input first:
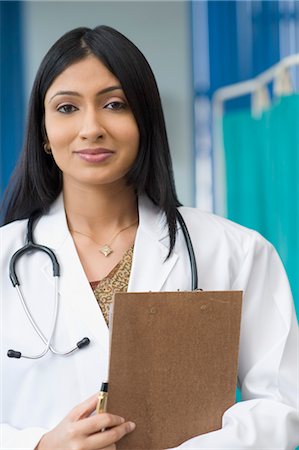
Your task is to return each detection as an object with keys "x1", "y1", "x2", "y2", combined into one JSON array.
[{"x1": 44, "y1": 55, "x2": 140, "y2": 189}]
